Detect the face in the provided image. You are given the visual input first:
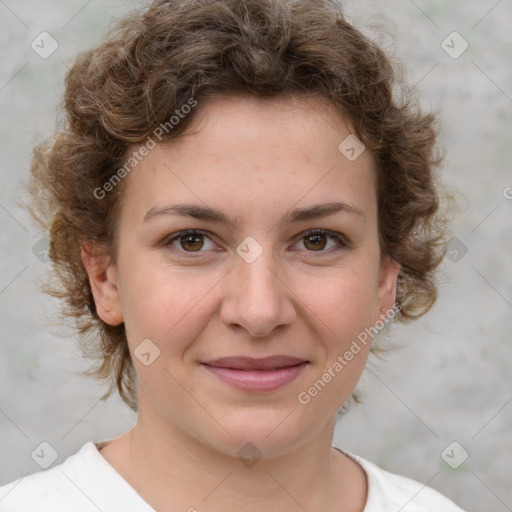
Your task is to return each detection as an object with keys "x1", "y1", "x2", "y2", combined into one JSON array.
[{"x1": 85, "y1": 94, "x2": 399, "y2": 458}]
